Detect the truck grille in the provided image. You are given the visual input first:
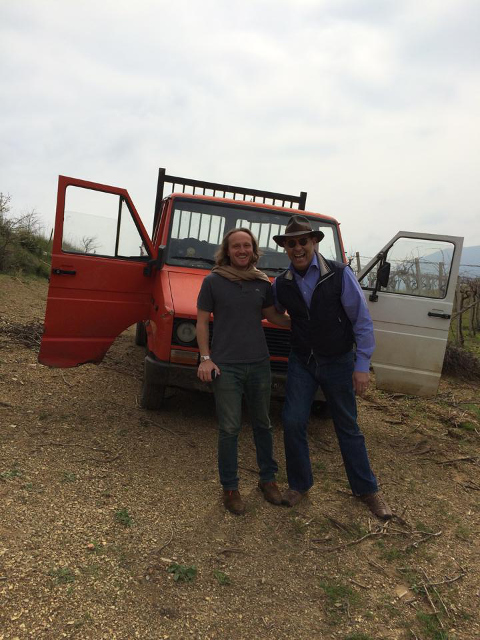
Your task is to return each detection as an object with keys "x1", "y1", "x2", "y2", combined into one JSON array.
[
  {"x1": 171, "y1": 319, "x2": 291, "y2": 370},
  {"x1": 263, "y1": 327, "x2": 291, "y2": 358}
]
